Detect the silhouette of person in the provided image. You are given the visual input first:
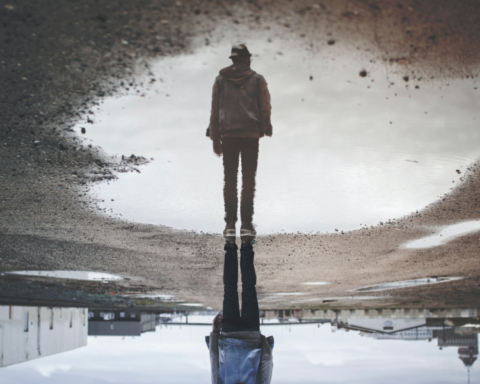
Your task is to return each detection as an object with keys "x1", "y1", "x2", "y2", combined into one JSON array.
[
  {"x1": 208, "y1": 44, "x2": 272, "y2": 242},
  {"x1": 206, "y1": 241, "x2": 274, "y2": 384}
]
